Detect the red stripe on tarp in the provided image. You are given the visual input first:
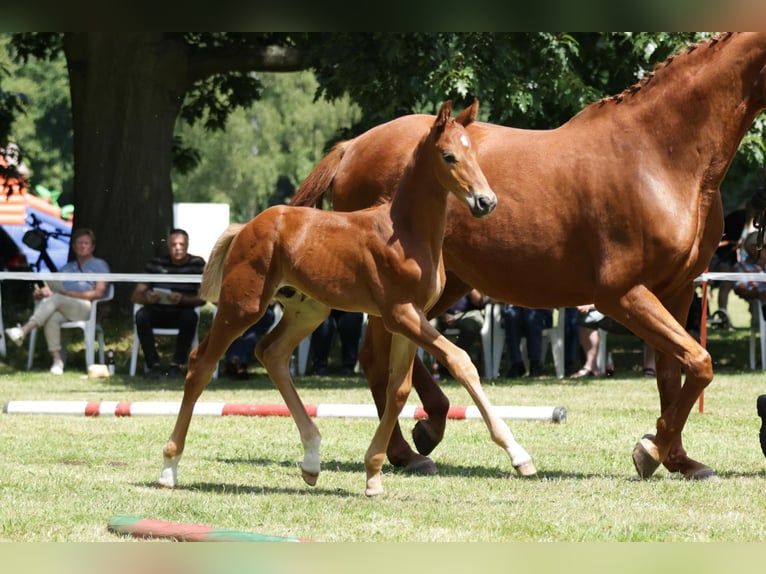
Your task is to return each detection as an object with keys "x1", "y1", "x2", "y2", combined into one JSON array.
[
  {"x1": 446, "y1": 406, "x2": 468, "y2": 420},
  {"x1": 131, "y1": 518, "x2": 214, "y2": 542},
  {"x1": 413, "y1": 406, "x2": 428, "y2": 419},
  {"x1": 114, "y1": 402, "x2": 132, "y2": 417},
  {"x1": 84, "y1": 402, "x2": 101, "y2": 417}
]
